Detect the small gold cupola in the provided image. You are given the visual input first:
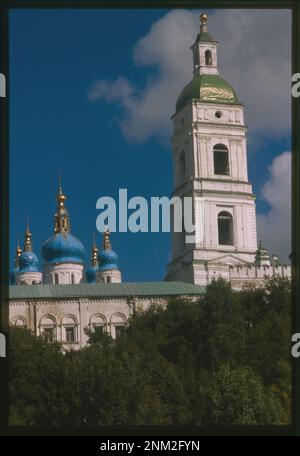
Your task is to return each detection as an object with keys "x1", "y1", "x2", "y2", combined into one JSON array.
[
  {"x1": 24, "y1": 217, "x2": 33, "y2": 252},
  {"x1": 54, "y1": 174, "x2": 70, "y2": 234},
  {"x1": 102, "y1": 229, "x2": 112, "y2": 251},
  {"x1": 90, "y1": 233, "x2": 99, "y2": 267},
  {"x1": 14, "y1": 237, "x2": 22, "y2": 268}
]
